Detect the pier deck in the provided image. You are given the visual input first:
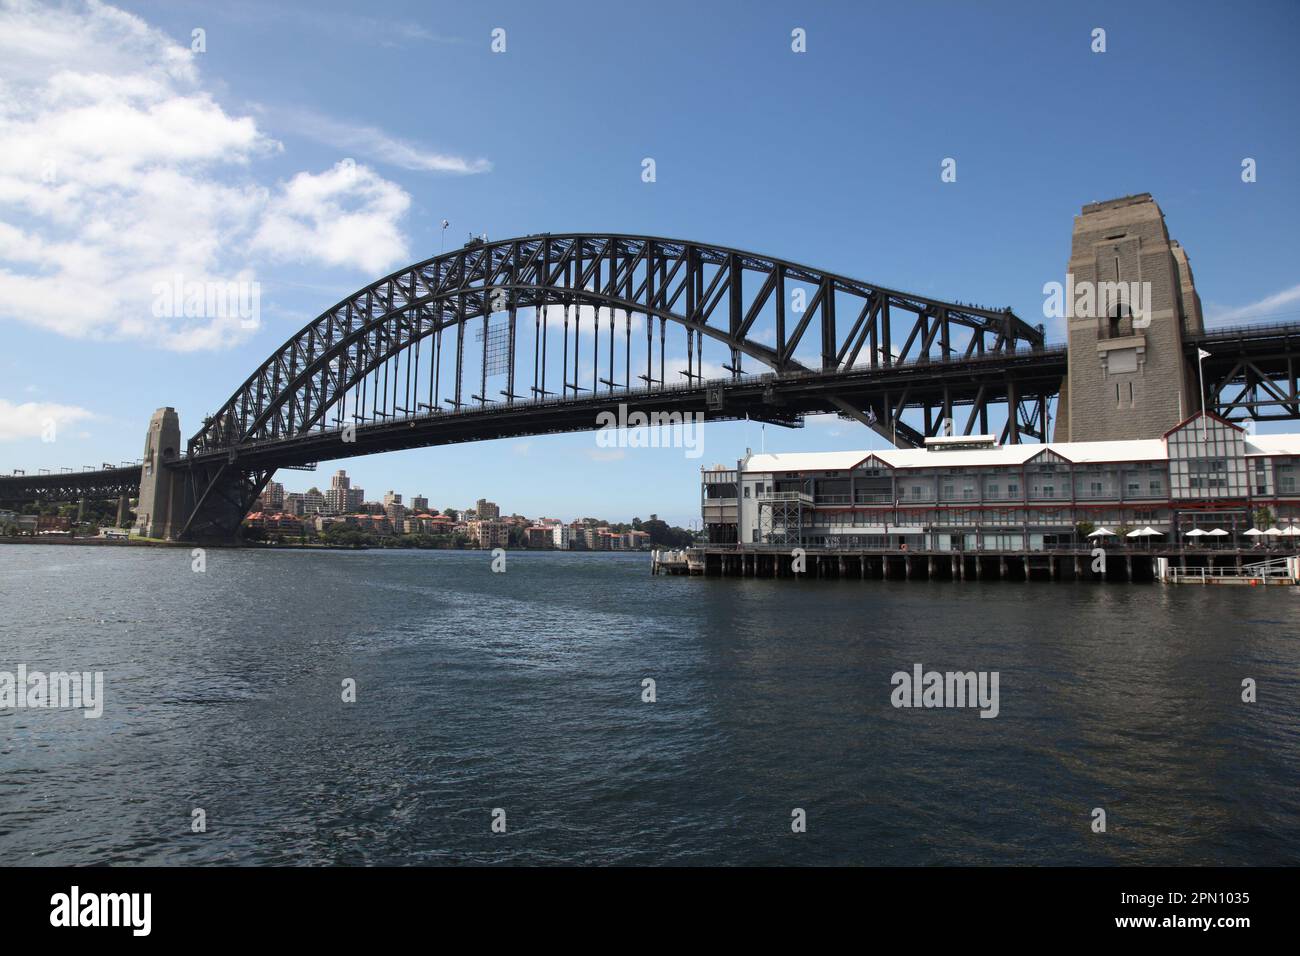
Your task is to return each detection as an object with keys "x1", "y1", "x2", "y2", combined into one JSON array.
[{"x1": 662, "y1": 547, "x2": 1299, "y2": 585}]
